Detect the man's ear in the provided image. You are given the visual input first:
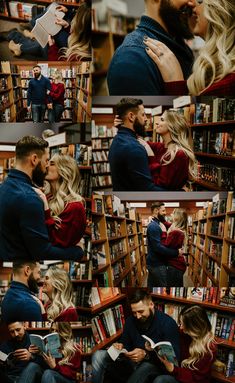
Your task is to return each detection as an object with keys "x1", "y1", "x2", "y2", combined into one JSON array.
[
  {"x1": 24, "y1": 265, "x2": 31, "y2": 277},
  {"x1": 30, "y1": 153, "x2": 38, "y2": 167},
  {"x1": 128, "y1": 111, "x2": 136, "y2": 123}
]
